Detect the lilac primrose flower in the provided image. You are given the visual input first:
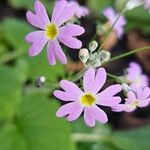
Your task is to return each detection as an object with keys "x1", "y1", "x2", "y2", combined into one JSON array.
[
  {"x1": 113, "y1": 87, "x2": 150, "y2": 112},
  {"x1": 71, "y1": 1, "x2": 89, "y2": 18},
  {"x1": 103, "y1": 7, "x2": 126, "y2": 38},
  {"x1": 25, "y1": 0, "x2": 85, "y2": 65},
  {"x1": 54, "y1": 68, "x2": 122, "y2": 127},
  {"x1": 126, "y1": 62, "x2": 149, "y2": 90}
]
